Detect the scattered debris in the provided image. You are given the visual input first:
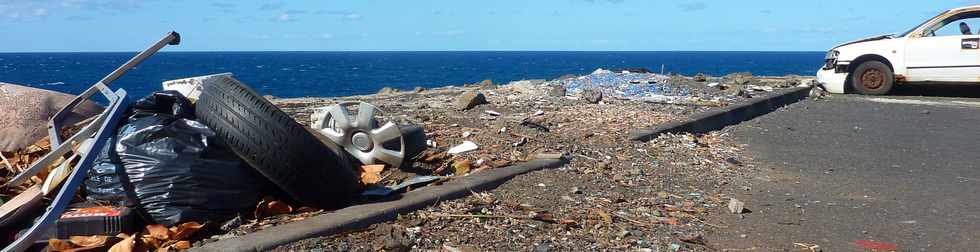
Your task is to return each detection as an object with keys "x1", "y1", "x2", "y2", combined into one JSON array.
[
  {"x1": 854, "y1": 240, "x2": 897, "y2": 251},
  {"x1": 447, "y1": 141, "x2": 479, "y2": 155},
  {"x1": 512, "y1": 137, "x2": 528, "y2": 147},
  {"x1": 794, "y1": 242, "x2": 822, "y2": 252},
  {"x1": 728, "y1": 198, "x2": 746, "y2": 214}
]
